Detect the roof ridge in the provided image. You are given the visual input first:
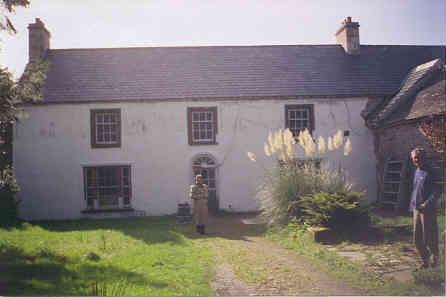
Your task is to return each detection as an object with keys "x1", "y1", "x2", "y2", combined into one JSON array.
[
  {"x1": 47, "y1": 44, "x2": 446, "y2": 52},
  {"x1": 48, "y1": 44, "x2": 343, "y2": 51}
]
